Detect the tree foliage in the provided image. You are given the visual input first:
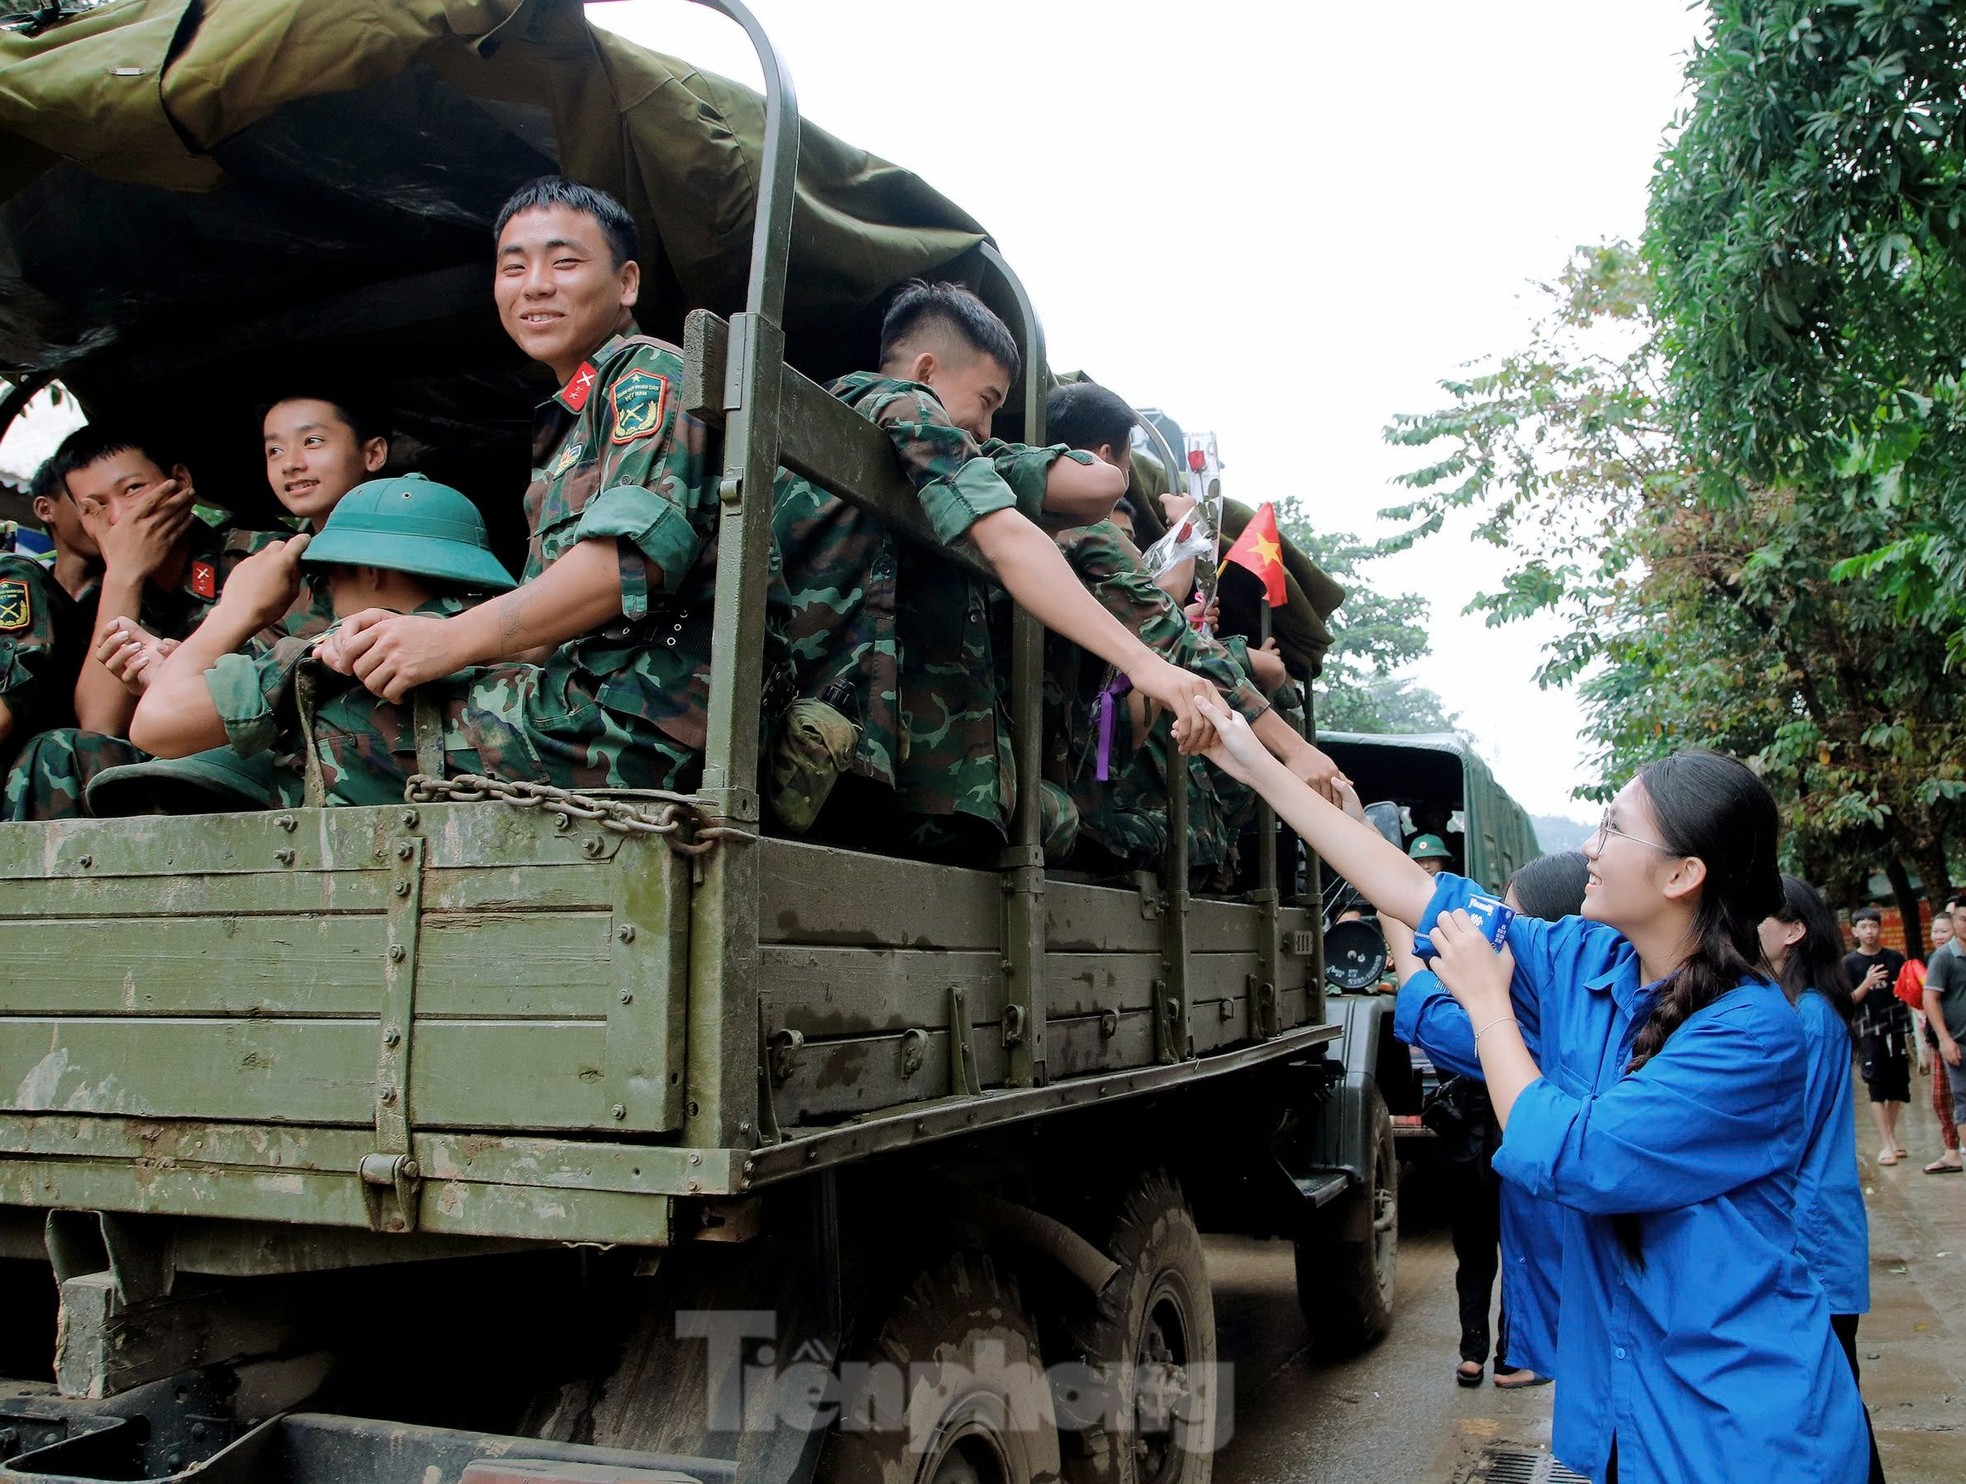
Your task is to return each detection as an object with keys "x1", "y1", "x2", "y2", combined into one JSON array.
[
  {"x1": 1384, "y1": 241, "x2": 1966, "y2": 936},
  {"x1": 1650, "y1": 0, "x2": 1966, "y2": 649},
  {"x1": 1276, "y1": 518, "x2": 1459, "y2": 736}
]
